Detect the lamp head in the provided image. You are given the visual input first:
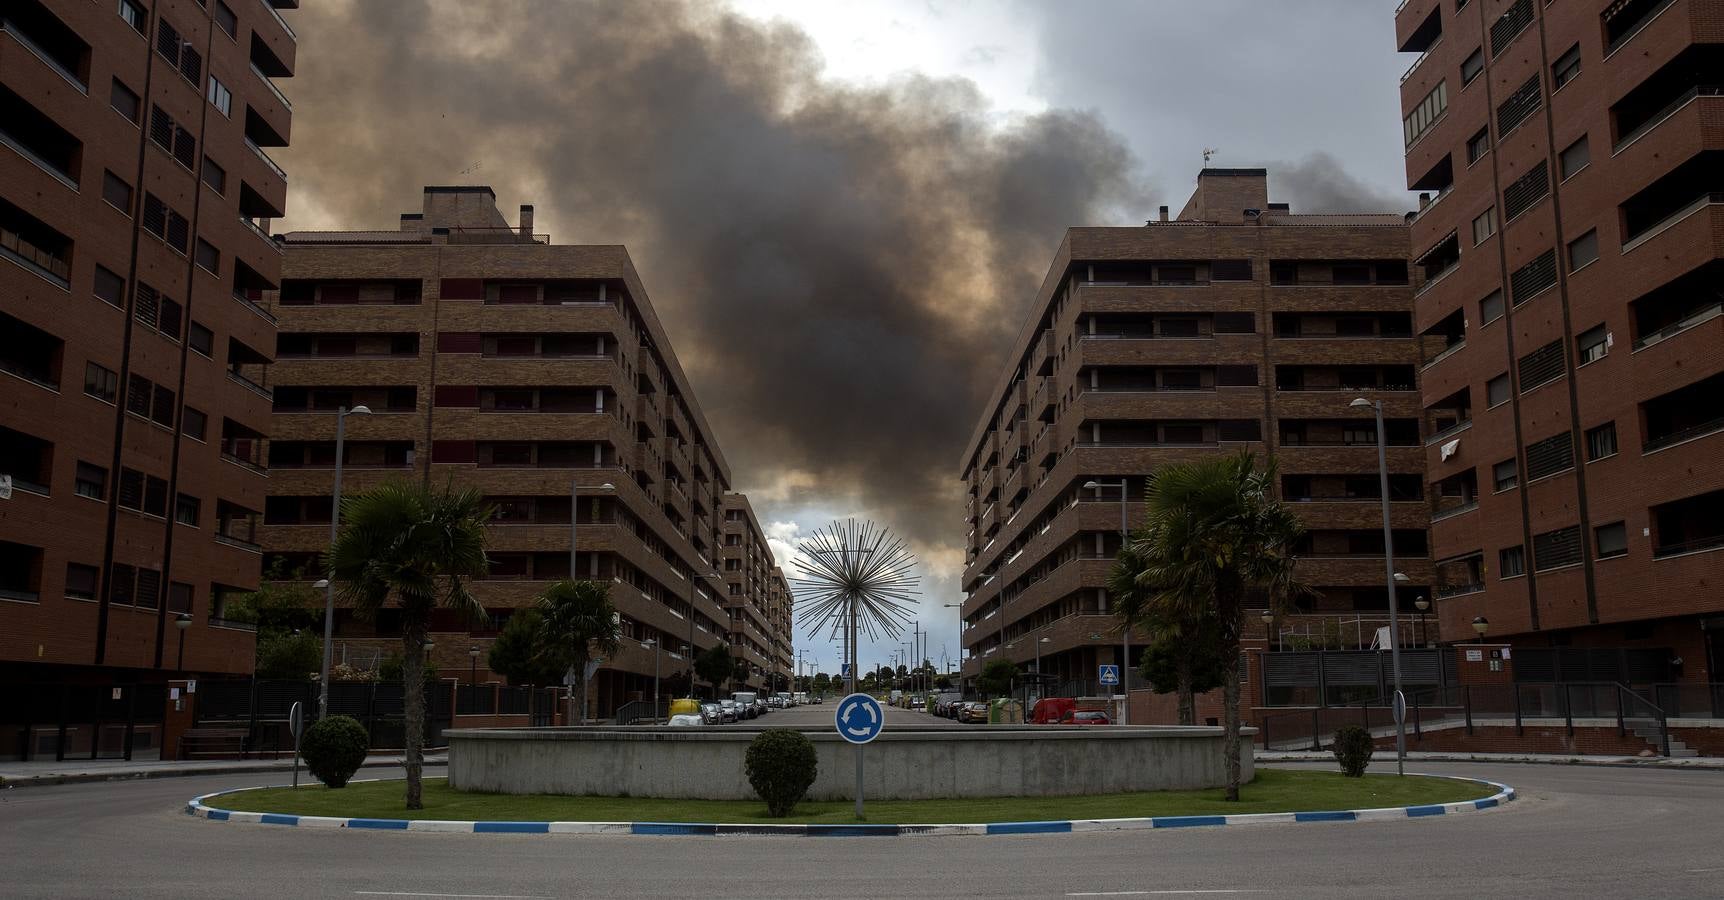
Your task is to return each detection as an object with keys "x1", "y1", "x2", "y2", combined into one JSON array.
[
  {"x1": 348, "y1": 405, "x2": 372, "y2": 415},
  {"x1": 1082, "y1": 480, "x2": 1102, "y2": 490},
  {"x1": 176, "y1": 613, "x2": 192, "y2": 631},
  {"x1": 1350, "y1": 398, "x2": 1373, "y2": 409},
  {"x1": 599, "y1": 482, "x2": 616, "y2": 490},
  {"x1": 1260, "y1": 611, "x2": 1274, "y2": 624},
  {"x1": 1414, "y1": 596, "x2": 1430, "y2": 612},
  {"x1": 1393, "y1": 572, "x2": 1410, "y2": 583},
  {"x1": 469, "y1": 645, "x2": 481, "y2": 659},
  {"x1": 312, "y1": 578, "x2": 330, "y2": 589},
  {"x1": 1471, "y1": 616, "x2": 1489, "y2": 636},
  {"x1": 423, "y1": 639, "x2": 435, "y2": 652}
]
